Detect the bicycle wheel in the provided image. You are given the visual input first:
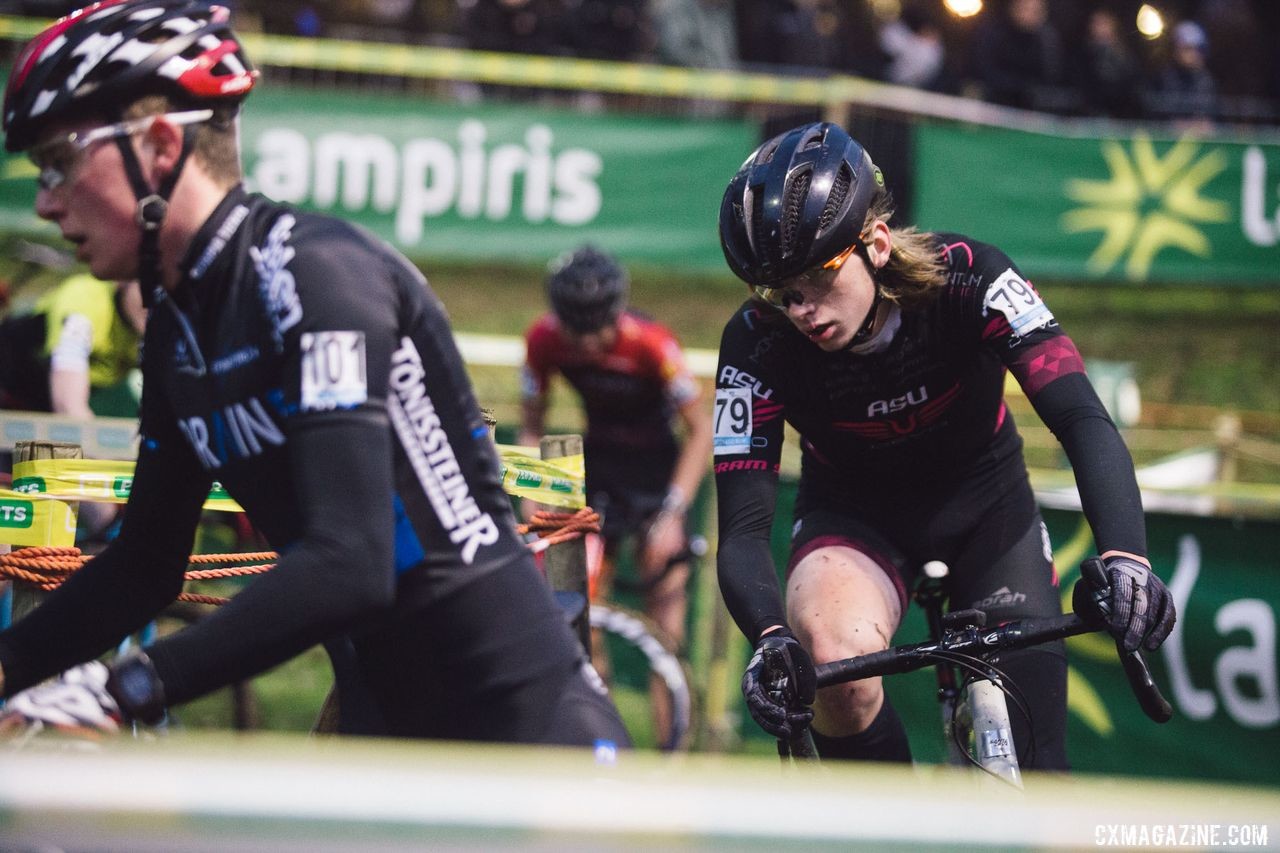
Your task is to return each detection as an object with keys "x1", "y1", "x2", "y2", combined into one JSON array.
[{"x1": 588, "y1": 603, "x2": 693, "y2": 752}]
